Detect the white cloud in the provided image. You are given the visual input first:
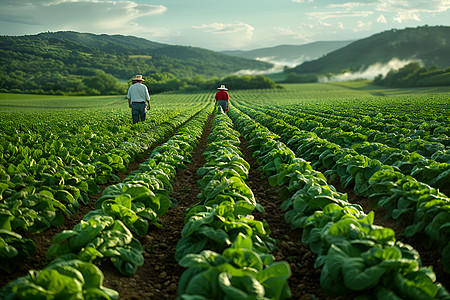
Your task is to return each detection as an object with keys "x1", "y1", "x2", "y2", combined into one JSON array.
[
  {"x1": 0, "y1": 0, "x2": 167, "y2": 36},
  {"x1": 187, "y1": 21, "x2": 255, "y2": 50},
  {"x1": 377, "y1": 14, "x2": 387, "y2": 23},
  {"x1": 317, "y1": 0, "x2": 449, "y2": 25},
  {"x1": 274, "y1": 26, "x2": 303, "y2": 37},
  {"x1": 273, "y1": 20, "x2": 343, "y2": 42},
  {"x1": 193, "y1": 21, "x2": 254, "y2": 37},
  {"x1": 375, "y1": 0, "x2": 449, "y2": 22},
  {"x1": 354, "y1": 20, "x2": 373, "y2": 31},
  {"x1": 393, "y1": 10, "x2": 421, "y2": 23},
  {"x1": 375, "y1": 0, "x2": 449, "y2": 12},
  {"x1": 268, "y1": 19, "x2": 352, "y2": 47},
  {"x1": 318, "y1": 20, "x2": 333, "y2": 27},
  {"x1": 328, "y1": 2, "x2": 367, "y2": 9},
  {"x1": 307, "y1": 10, "x2": 374, "y2": 20}
]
